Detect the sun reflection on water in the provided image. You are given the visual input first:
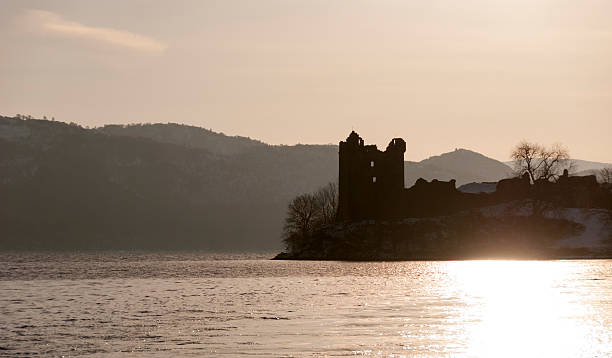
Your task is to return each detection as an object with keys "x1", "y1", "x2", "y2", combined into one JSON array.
[{"x1": 447, "y1": 260, "x2": 598, "y2": 358}]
